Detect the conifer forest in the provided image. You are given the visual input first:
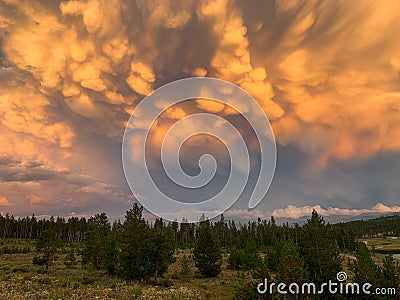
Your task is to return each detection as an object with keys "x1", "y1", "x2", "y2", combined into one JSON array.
[{"x1": 0, "y1": 205, "x2": 399, "y2": 299}]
